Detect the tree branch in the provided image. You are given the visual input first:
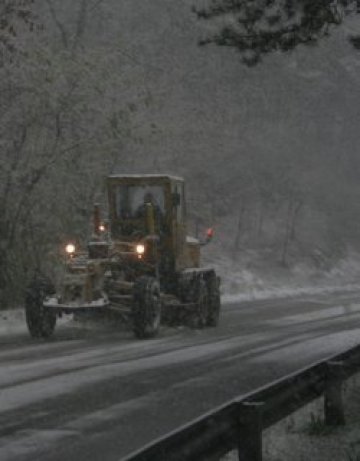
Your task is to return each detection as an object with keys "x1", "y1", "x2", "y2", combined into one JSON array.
[{"x1": 45, "y1": 0, "x2": 69, "y2": 48}]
